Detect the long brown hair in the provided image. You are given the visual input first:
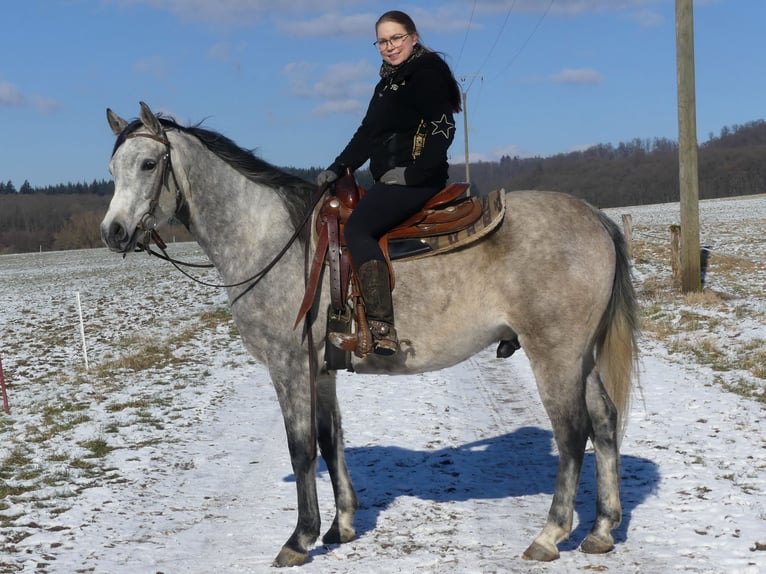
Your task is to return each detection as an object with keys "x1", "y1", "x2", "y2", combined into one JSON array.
[{"x1": 375, "y1": 11, "x2": 462, "y2": 113}]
